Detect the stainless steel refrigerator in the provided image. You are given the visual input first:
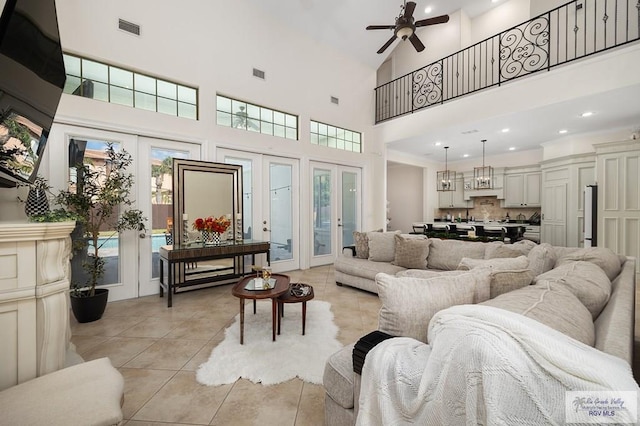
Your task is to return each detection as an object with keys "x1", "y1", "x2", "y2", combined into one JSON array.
[{"x1": 584, "y1": 185, "x2": 597, "y2": 247}]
